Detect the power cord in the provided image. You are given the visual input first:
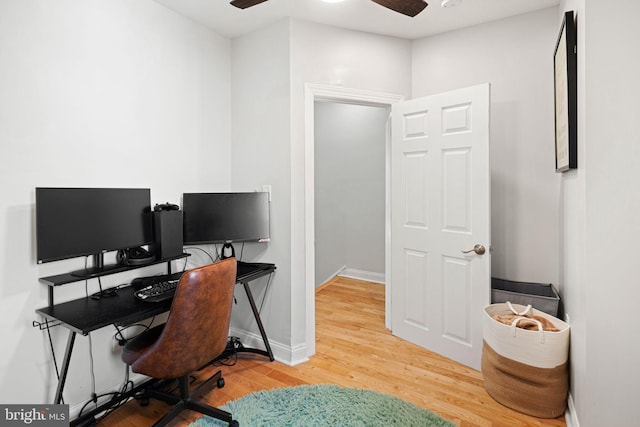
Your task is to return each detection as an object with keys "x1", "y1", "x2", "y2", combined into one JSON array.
[
  {"x1": 88, "y1": 334, "x2": 97, "y2": 410},
  {"x1": 113, "y1": 322, "x2": 152, "y2": 347},
  {"x1": 77, "y1": 330, "x2": 139, "y2": 421},
  {"x1": 78, "y1": 364, "x2": 135, "y2": 421},
  {"x1": 215, "y1": 336, "x2": 243, "y2": 366},
  {"x1": 184, "y1": 246, "x2": 217, "y2": 265},
  {"x1": 94, "y1": 366, "x2": 134, "y2": 422}
]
